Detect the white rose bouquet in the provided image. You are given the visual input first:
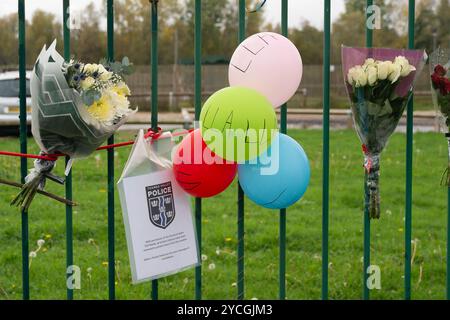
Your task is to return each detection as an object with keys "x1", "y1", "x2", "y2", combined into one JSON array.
[
  {"x1": 342, "y1": 47, "x2": 427, "y2": 219},
  {"x1": 11, "y1": 40, "x2": 135, "y2": 210}
]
